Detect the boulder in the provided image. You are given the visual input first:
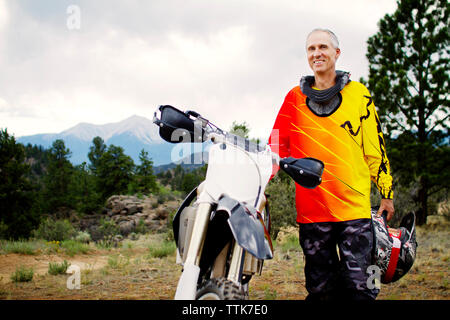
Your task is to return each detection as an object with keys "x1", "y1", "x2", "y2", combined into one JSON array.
[
  {"x1": 155, "y1": 207, "x2": 170, "y2": 220},
  {"x1": 79, "y1": 194, "x2": 182, "y2": 239},
  {"x1": 106, "y1": 195, "x2": 121, "y2": 209},
  {"x1": 111, "y1": 202, "x2": 126, "y2": 215},
  {"x1": 118, "y1": 220, "x2": 136, "y2": 236}
]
